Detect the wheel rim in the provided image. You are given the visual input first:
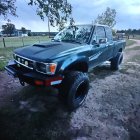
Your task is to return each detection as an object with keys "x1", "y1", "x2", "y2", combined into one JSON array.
[{"x1": 74, "y1": 81, "x2": 89, "y2": 104}]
